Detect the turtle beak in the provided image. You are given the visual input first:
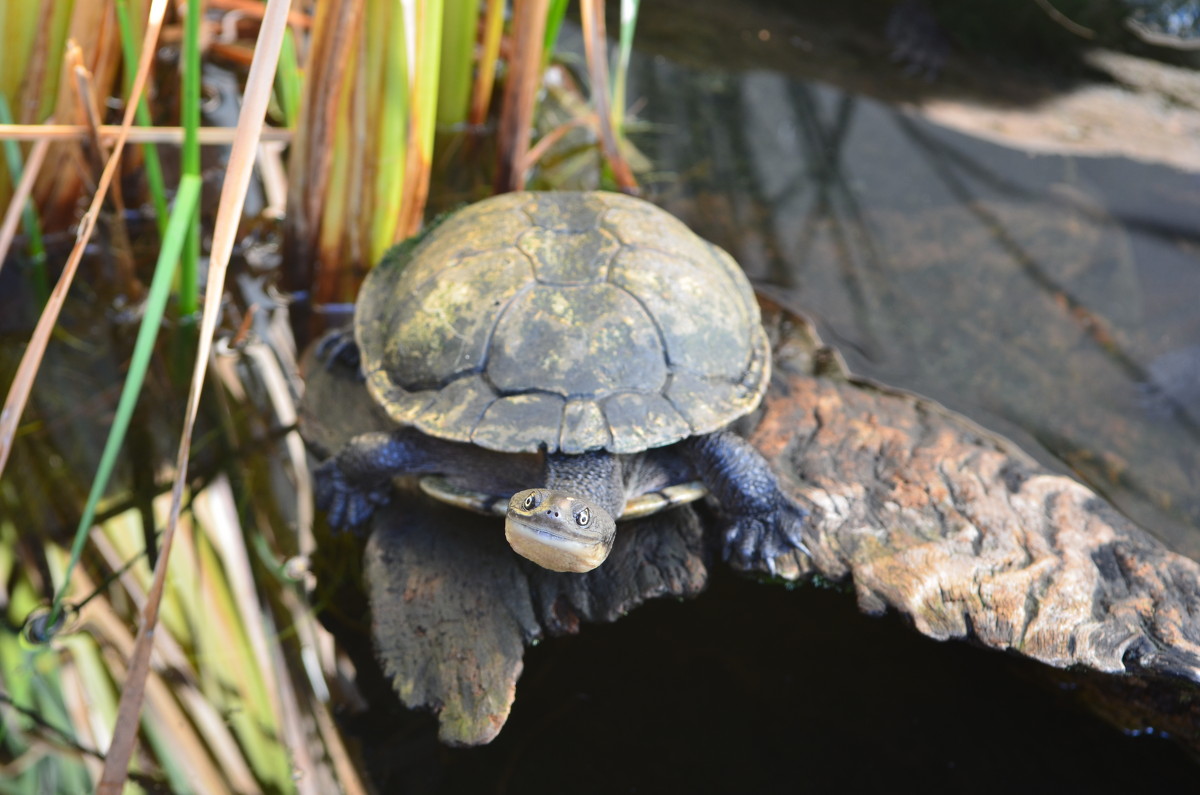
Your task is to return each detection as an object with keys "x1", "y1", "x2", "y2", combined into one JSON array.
[{"x1": 504, "y1": 489, "x2": 616, "y2": 572}]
